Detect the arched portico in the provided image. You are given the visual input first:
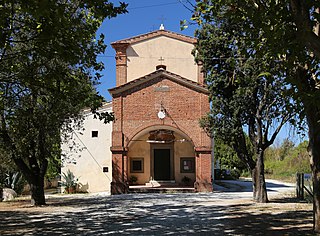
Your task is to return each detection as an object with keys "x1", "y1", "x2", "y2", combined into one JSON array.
[
  {"x1": 109, "y1": 62, "x2": 213, "y2": 194},
  {"x1": 126, "y1": 126, "x2": 196, "y2": 186}
]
